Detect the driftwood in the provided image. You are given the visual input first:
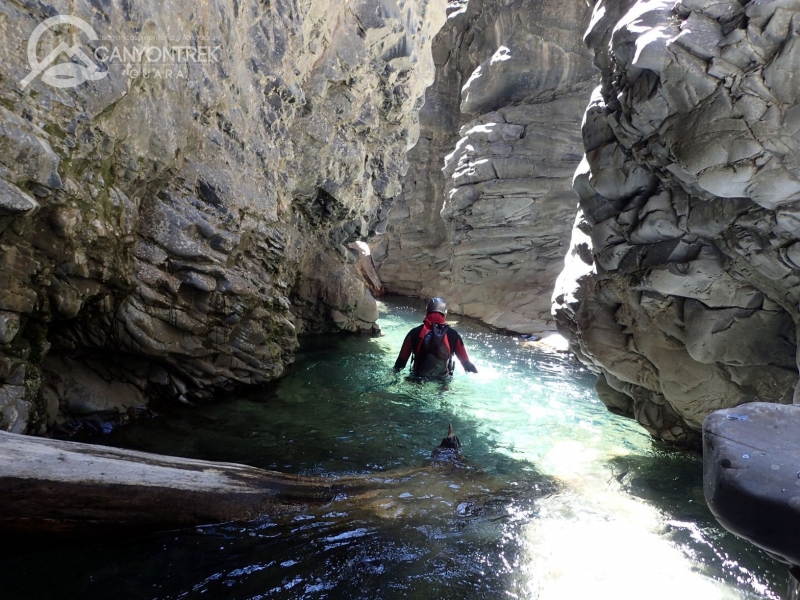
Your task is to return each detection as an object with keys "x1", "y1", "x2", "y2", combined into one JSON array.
[
  {"x1": 0, "y1": 425, "x2": 463, "y2": 537},
  {"x1": 0, "y1": 432, "x2": 381, "y2": 537}
]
